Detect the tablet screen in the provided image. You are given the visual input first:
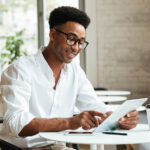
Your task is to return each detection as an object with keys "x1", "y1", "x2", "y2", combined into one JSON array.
[{"x1": 94, "y1": 98, "x2": 148, "y2": 133}]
